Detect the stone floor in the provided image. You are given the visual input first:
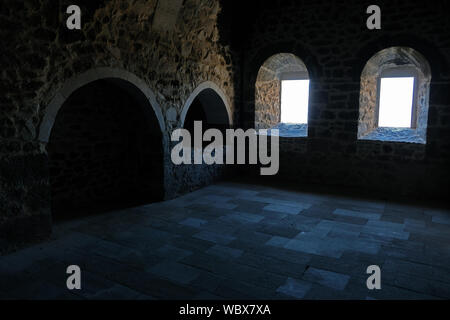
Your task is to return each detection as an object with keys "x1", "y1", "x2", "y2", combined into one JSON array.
[{"x1": 1, "y1": 182, "x2": 450, "y2": 300}]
